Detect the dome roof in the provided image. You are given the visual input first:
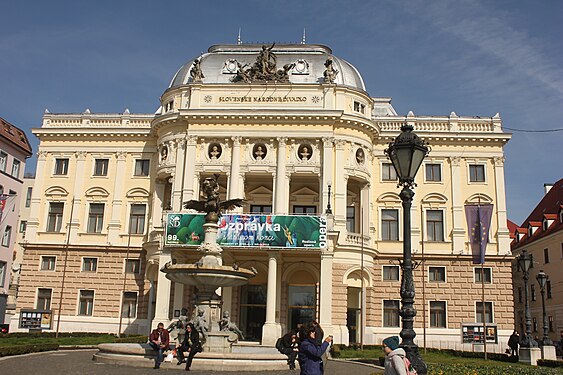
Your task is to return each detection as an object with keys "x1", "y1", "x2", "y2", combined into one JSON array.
[{"x1": 169, "y1": 44, "x2": 366, "y2": 91}]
